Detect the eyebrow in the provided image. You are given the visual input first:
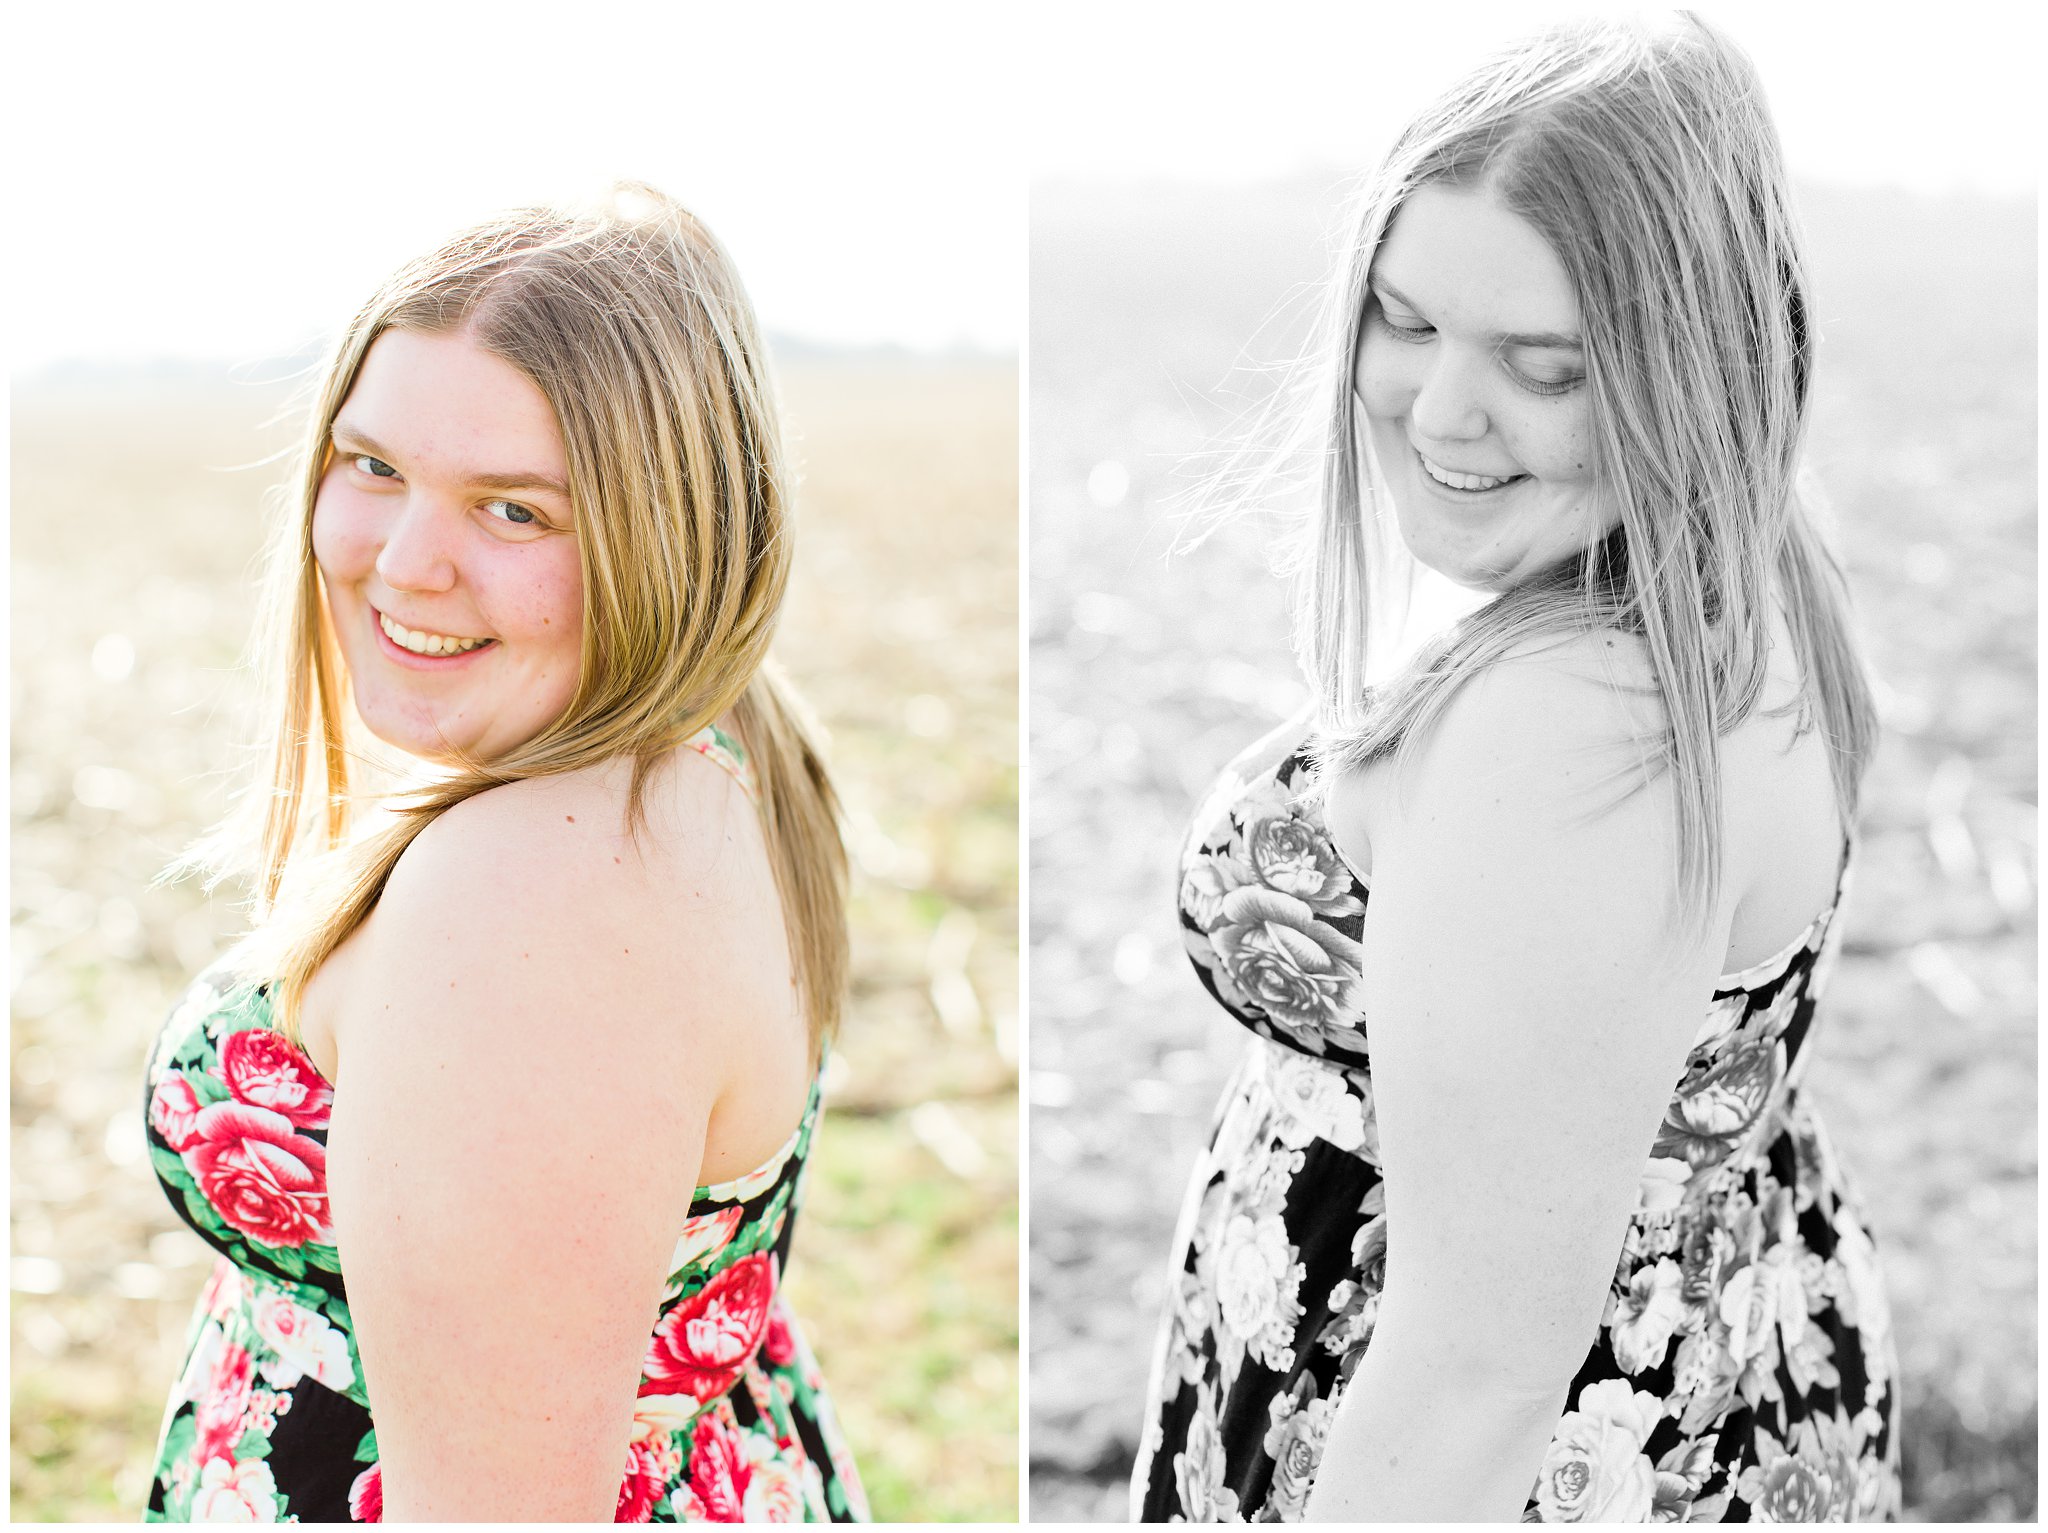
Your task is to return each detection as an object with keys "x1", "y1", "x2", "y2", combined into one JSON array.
[
  {"x1": 1372, "y1": 276, "x2": 1584, "y2": 351},
  {"x1": 331, "y1": 420, "x2": 572, "y2": 500}
]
